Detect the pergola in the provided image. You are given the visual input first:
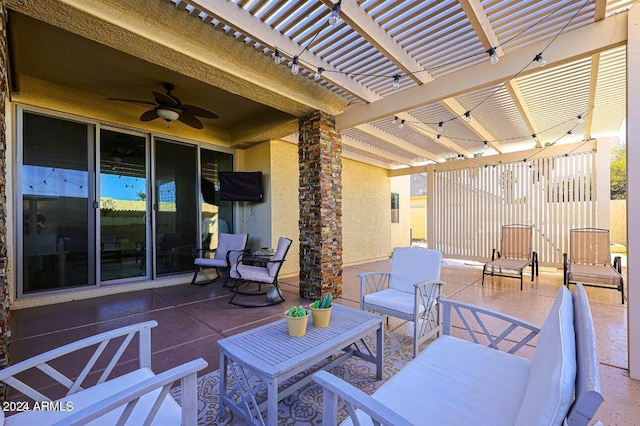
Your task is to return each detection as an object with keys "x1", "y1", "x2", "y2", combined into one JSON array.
[{"x1": 1, "y1": 0, "x2": 638, "y2": 379}]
